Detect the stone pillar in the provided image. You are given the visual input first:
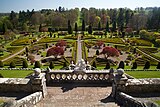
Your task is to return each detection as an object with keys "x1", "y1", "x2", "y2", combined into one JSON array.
[
  {"x1": 111, "y1": 69, "x2": 128, "y2": 98},
  {"x1": 30, "y1": 68, "x2": 47, "y2": 97}
]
